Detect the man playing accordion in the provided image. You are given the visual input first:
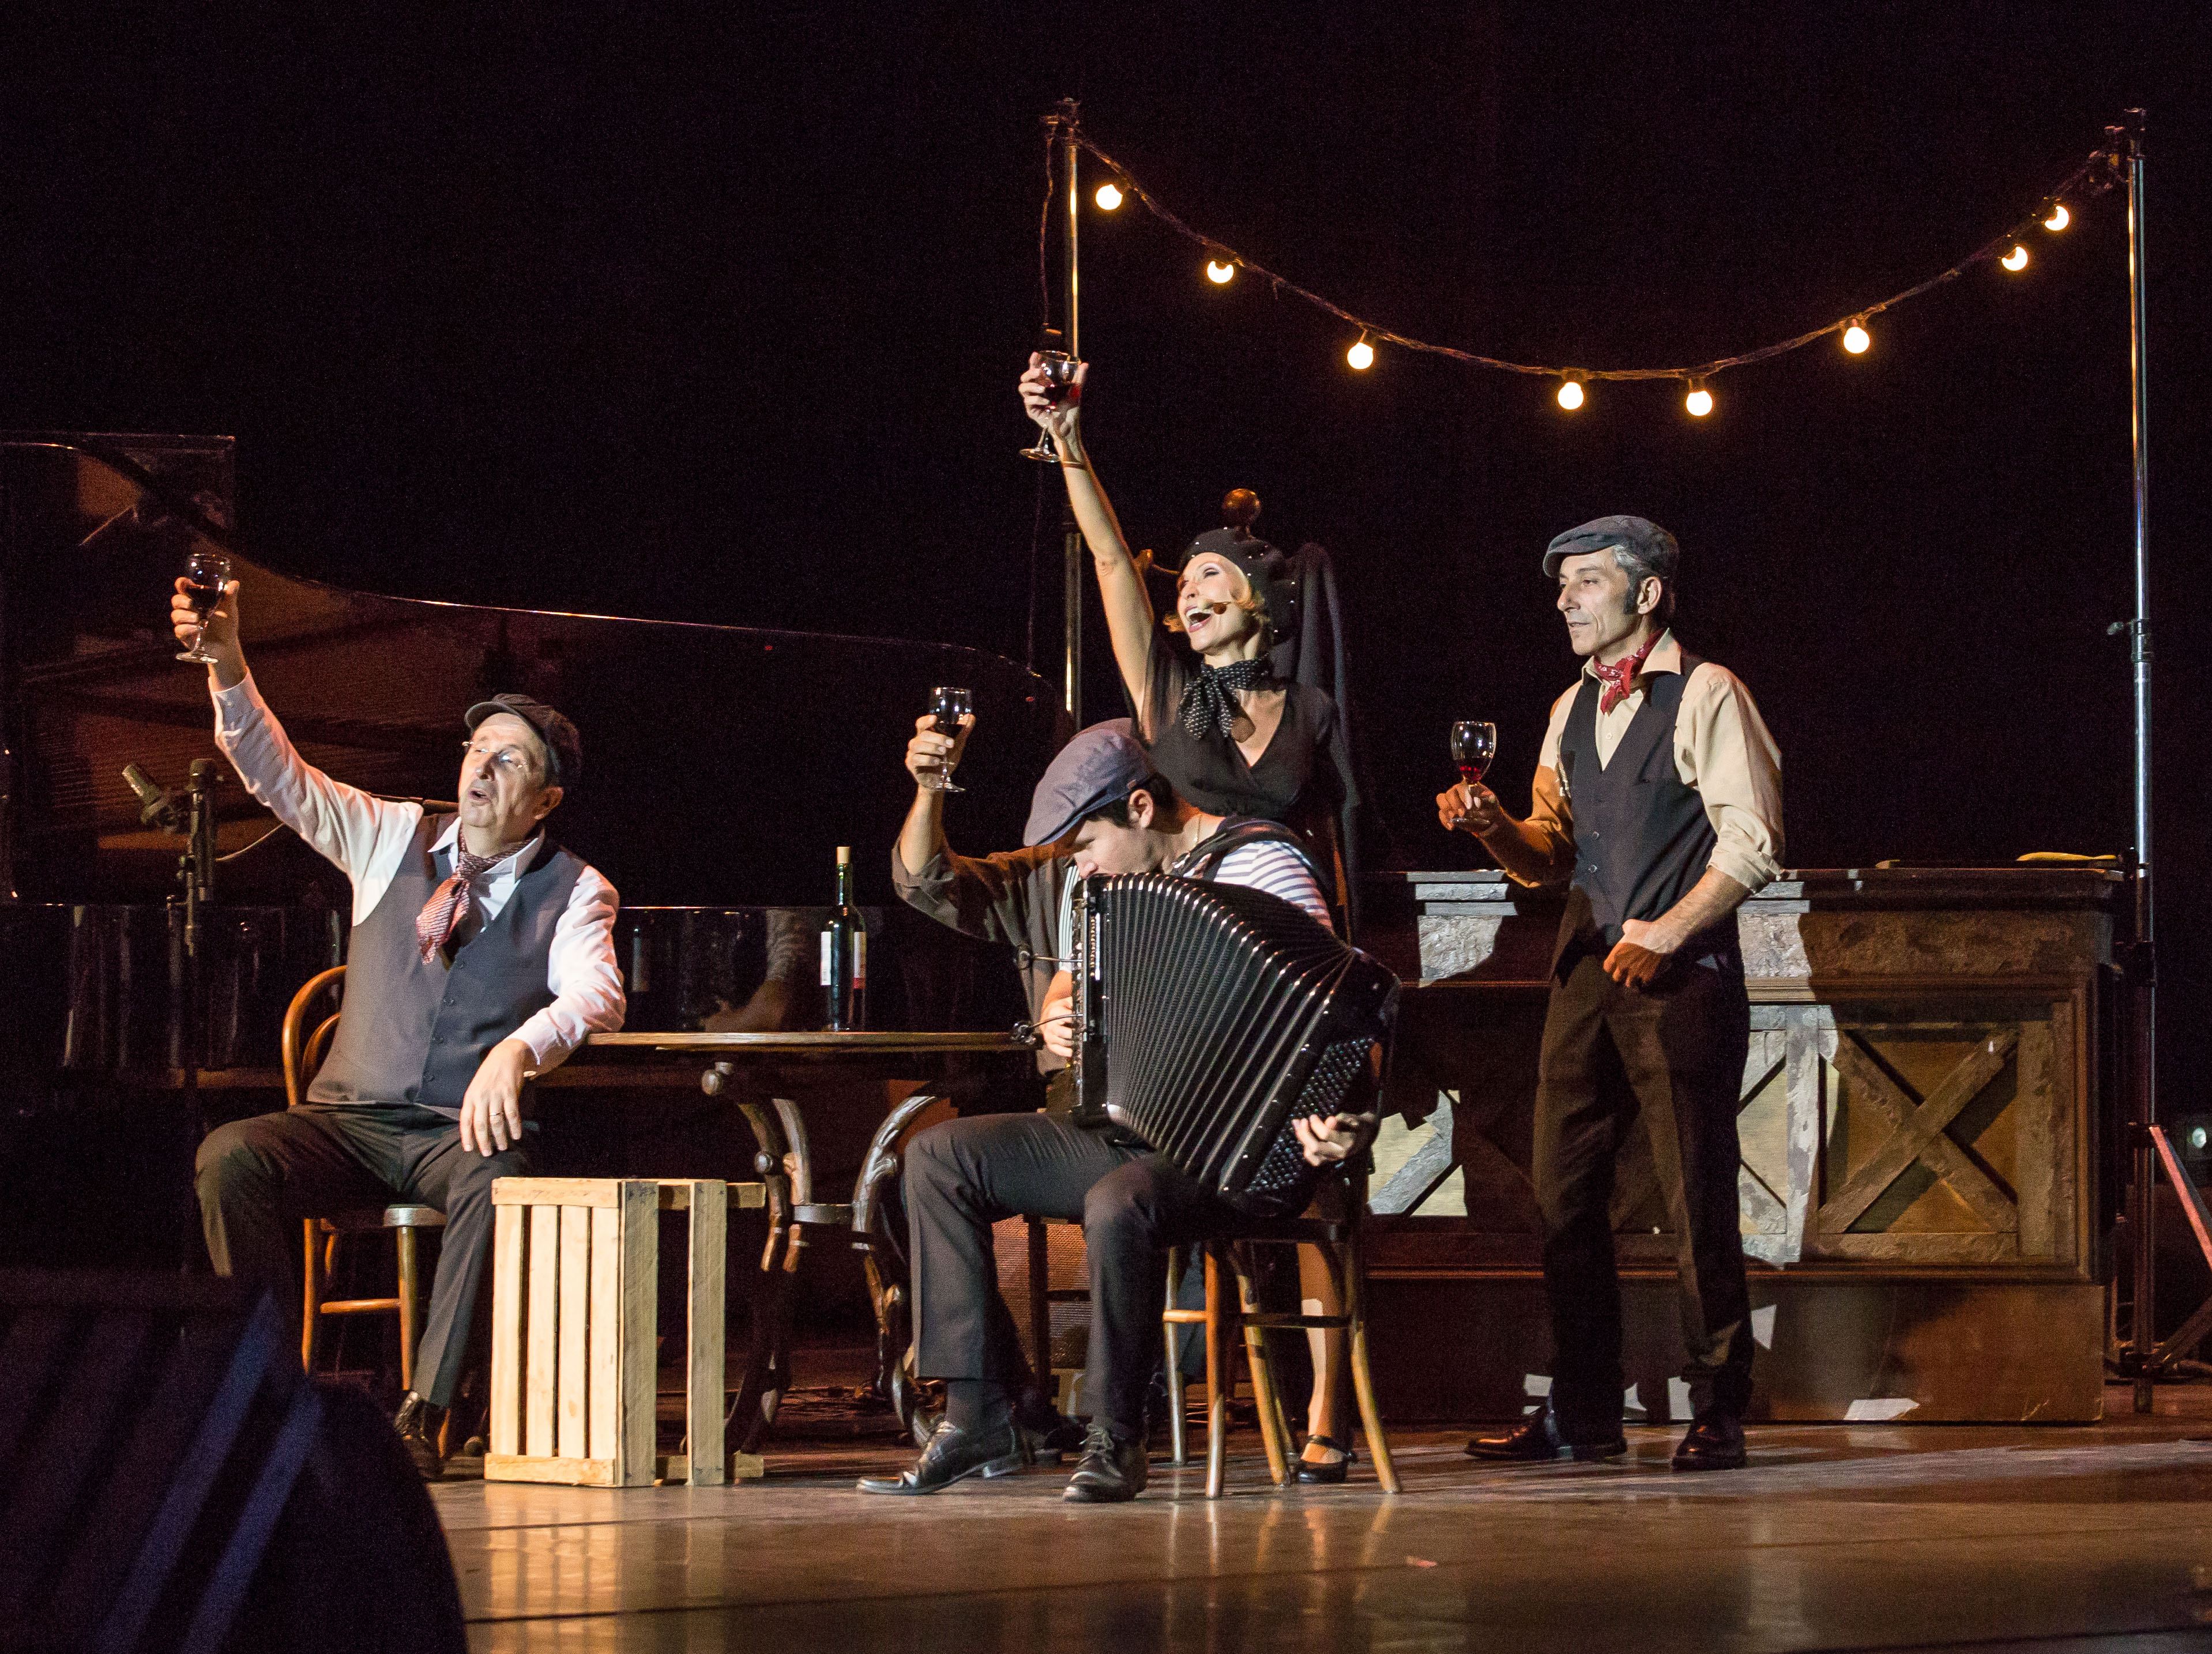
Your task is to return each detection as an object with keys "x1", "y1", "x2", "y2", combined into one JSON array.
[{"x1": 862, "y1": 724, "x2": 1374, "y2": 1503}]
